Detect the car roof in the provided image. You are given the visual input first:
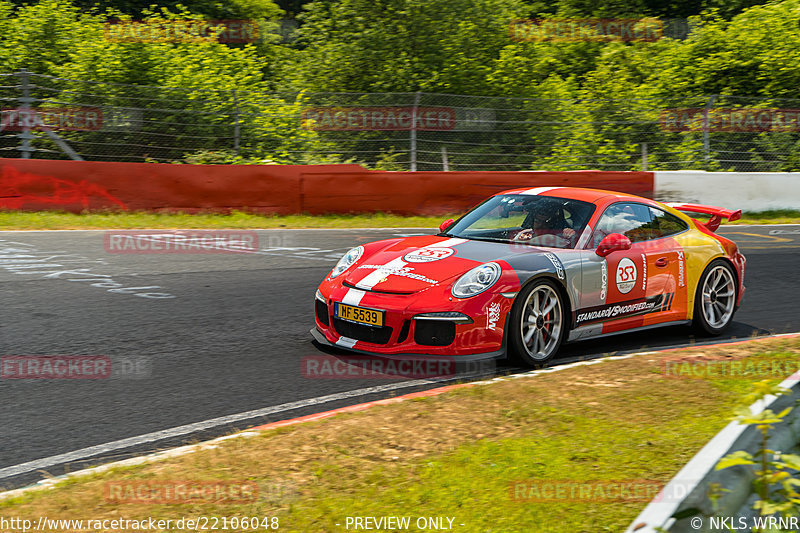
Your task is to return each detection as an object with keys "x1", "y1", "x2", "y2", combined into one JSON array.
[{"x1": 497, "y1": 186, "x2": 648, "y2": 205}]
